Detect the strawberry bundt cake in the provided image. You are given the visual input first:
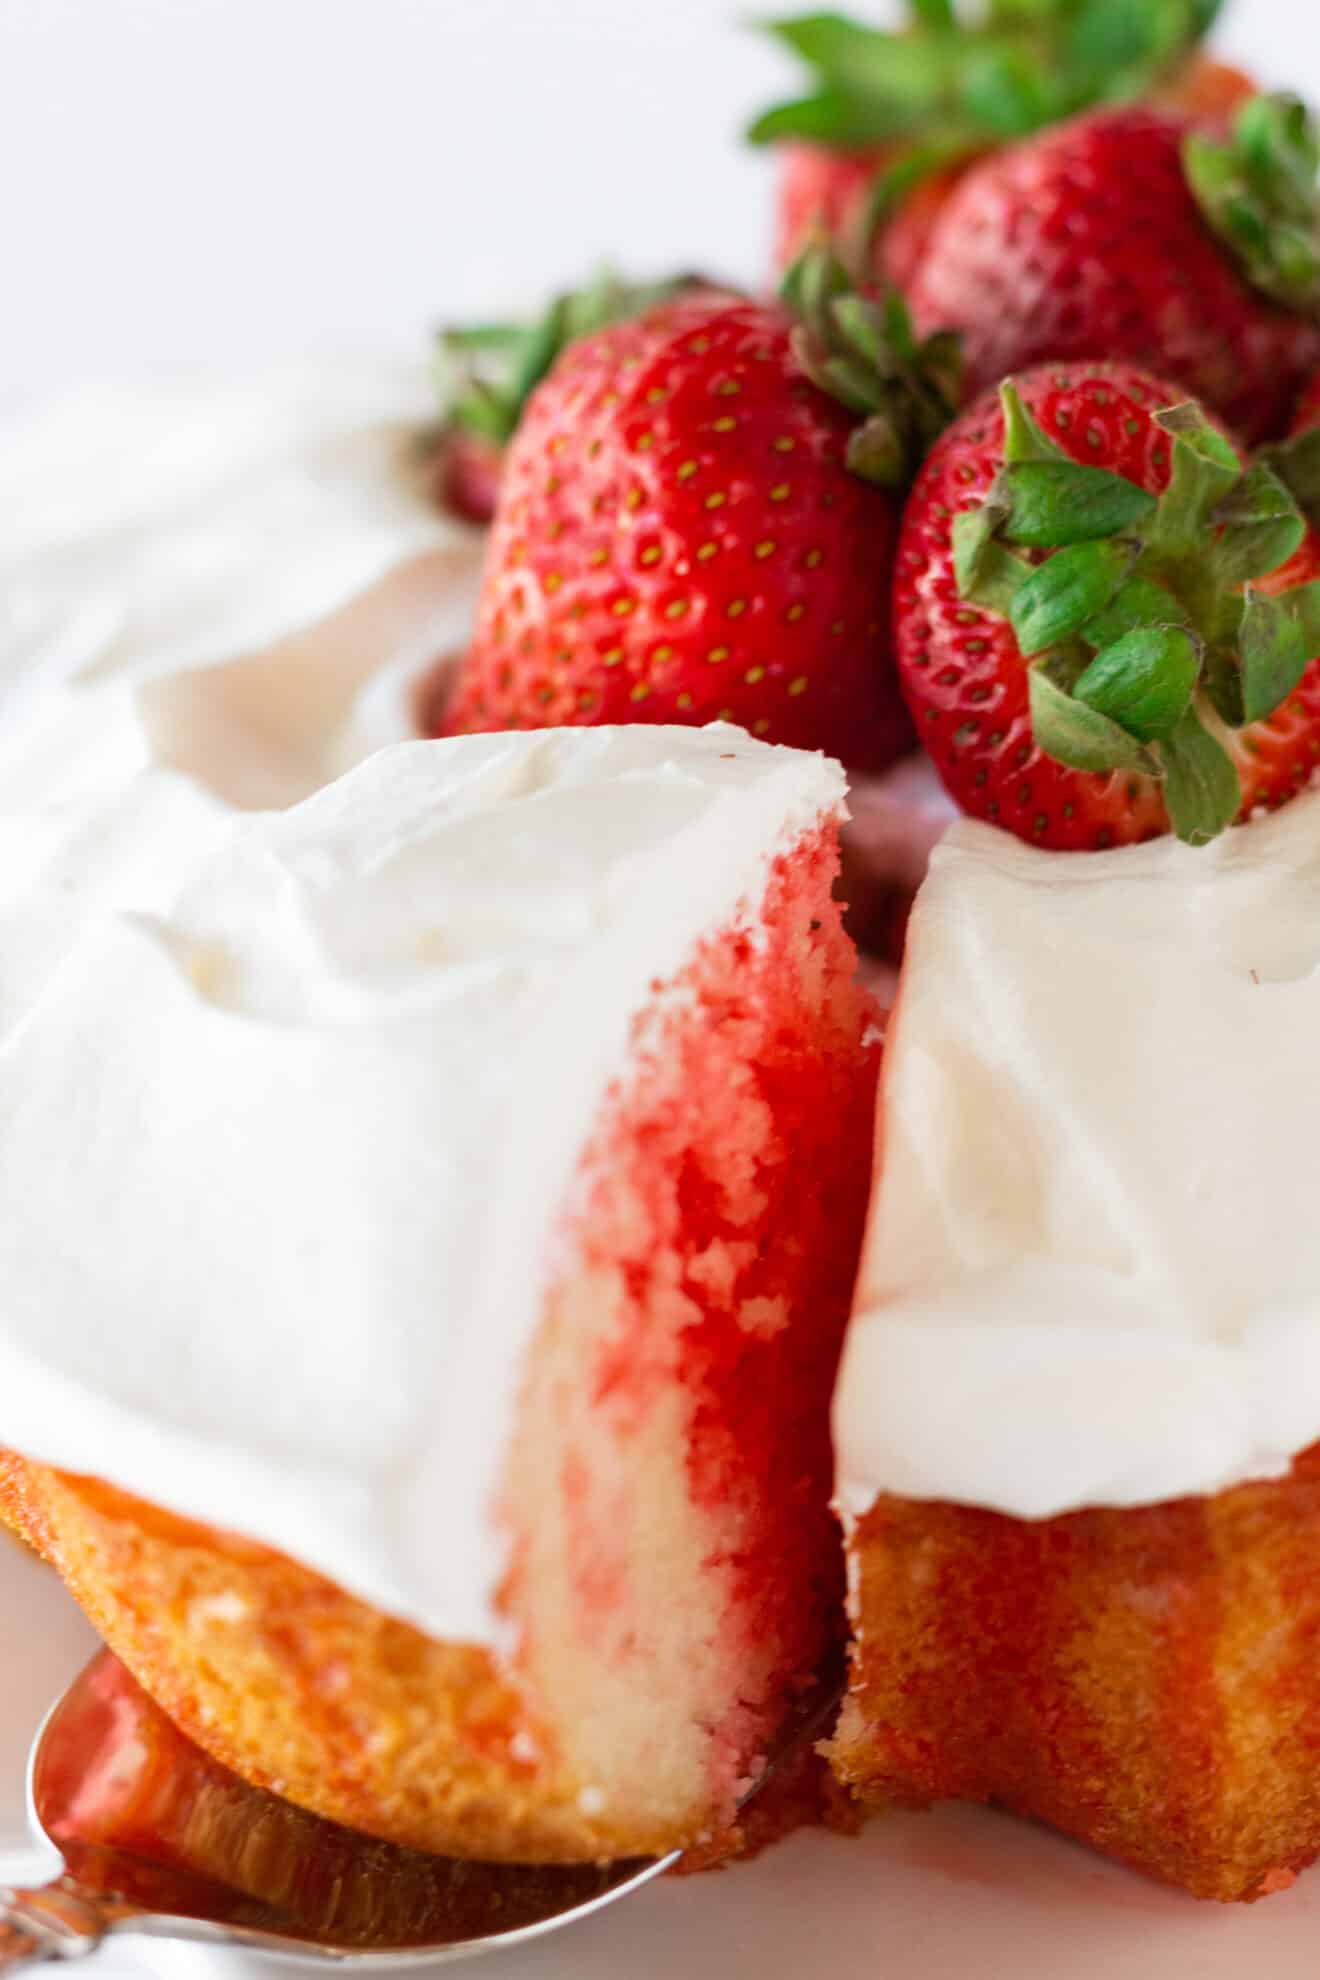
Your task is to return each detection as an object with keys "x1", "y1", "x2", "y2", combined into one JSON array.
[
  {"x1": 0, "y1": 723, "x2": 879, "y2": 1864},
  {"x1": 830, "y1": 787, "x2": 1320, "y2": 1901}
]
